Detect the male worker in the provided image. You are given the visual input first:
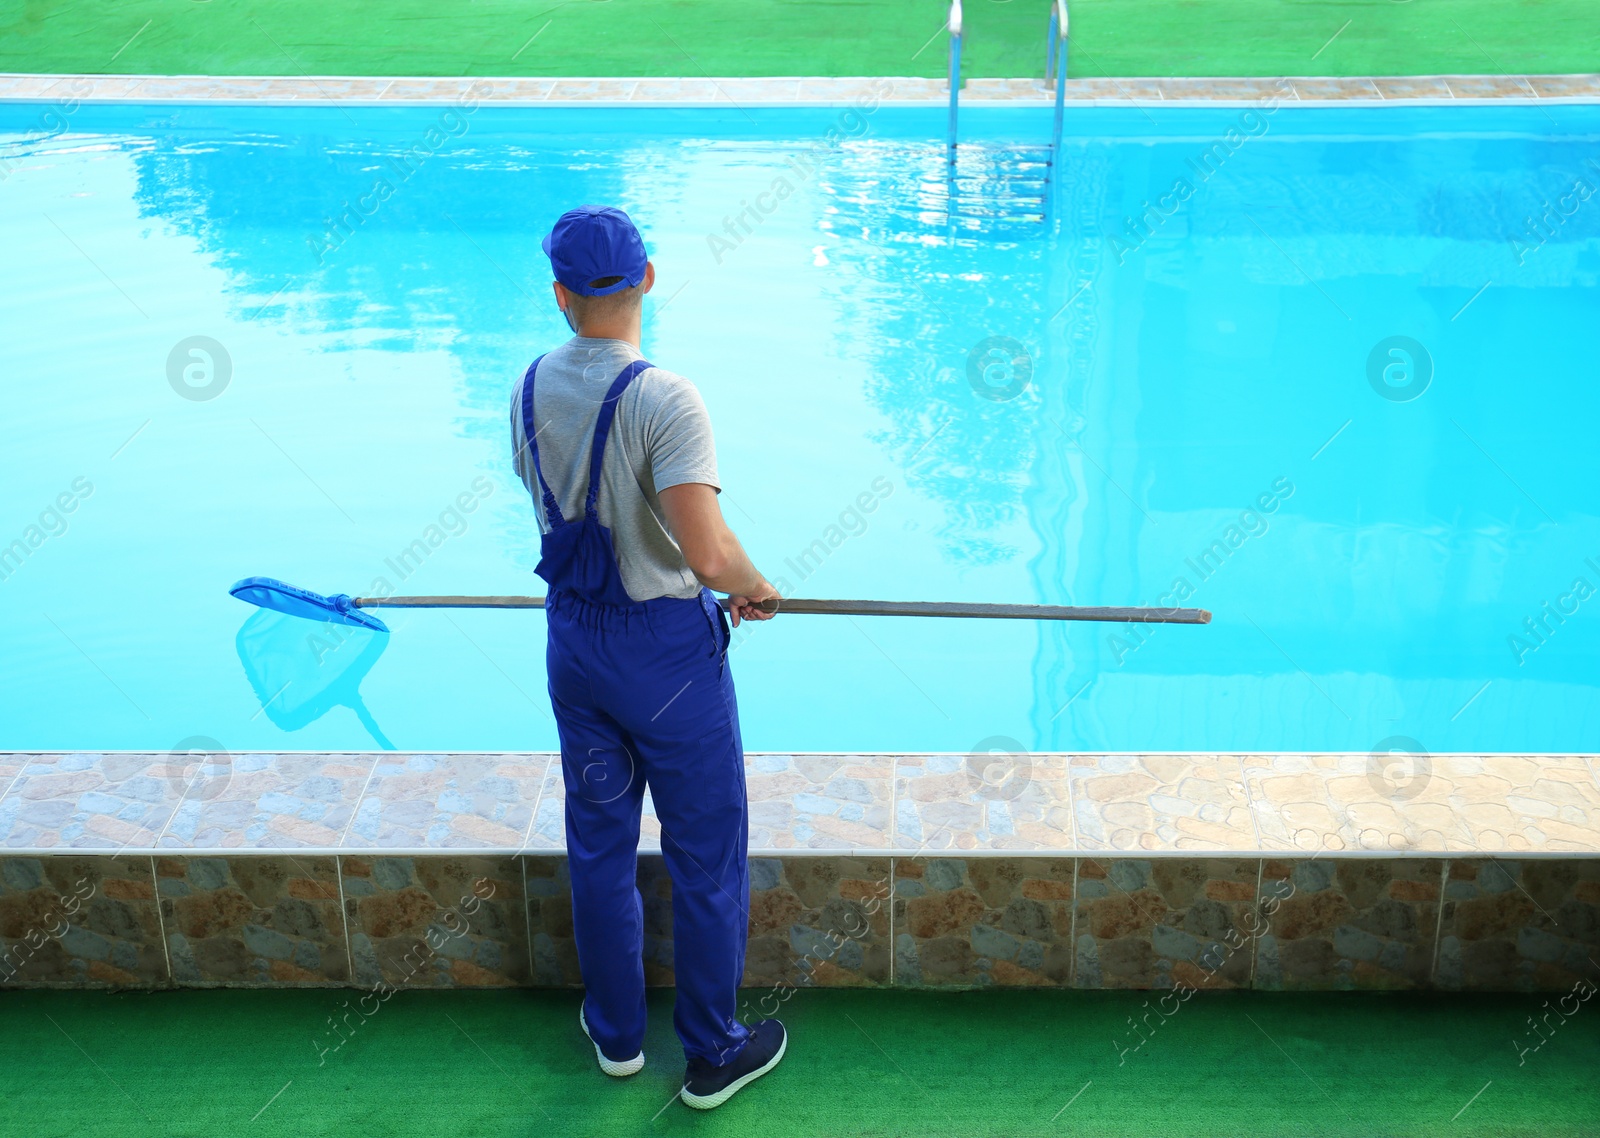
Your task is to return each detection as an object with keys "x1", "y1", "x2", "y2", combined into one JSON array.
[{"x1": 510, "y1": 205, "x2": 787, "y2": 1110}]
